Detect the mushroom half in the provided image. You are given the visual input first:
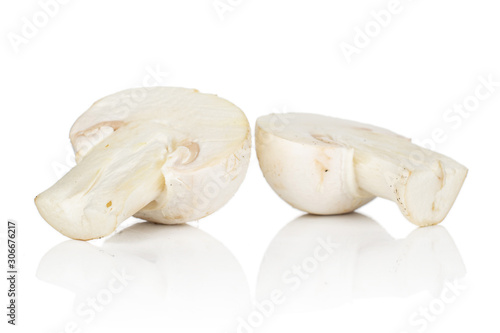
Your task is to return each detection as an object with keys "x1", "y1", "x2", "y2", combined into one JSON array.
[
  {"x1": 255, "y1": 113, "x2": 467, "y2": 226},
  {"x1": 36, "y1": 87, "x2": 251, "y2": 240}
]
